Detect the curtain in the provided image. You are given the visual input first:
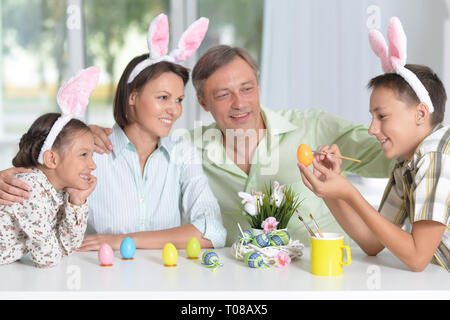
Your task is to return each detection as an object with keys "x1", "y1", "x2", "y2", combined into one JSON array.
[{"x1": 260, "y1": 0, "x2": 450, "y2": 127}]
